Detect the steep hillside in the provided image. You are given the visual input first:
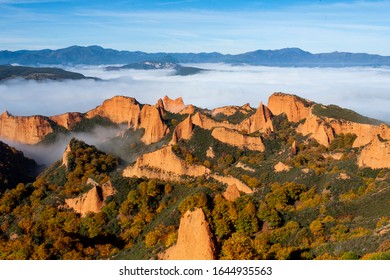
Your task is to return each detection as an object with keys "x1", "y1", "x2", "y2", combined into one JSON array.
[
  {"x1": 0, "y1": 141, "x2": 37, "y2": 190},
  {"x1": 0, "y1": 92, "x2": 389, "y2": 261}
]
